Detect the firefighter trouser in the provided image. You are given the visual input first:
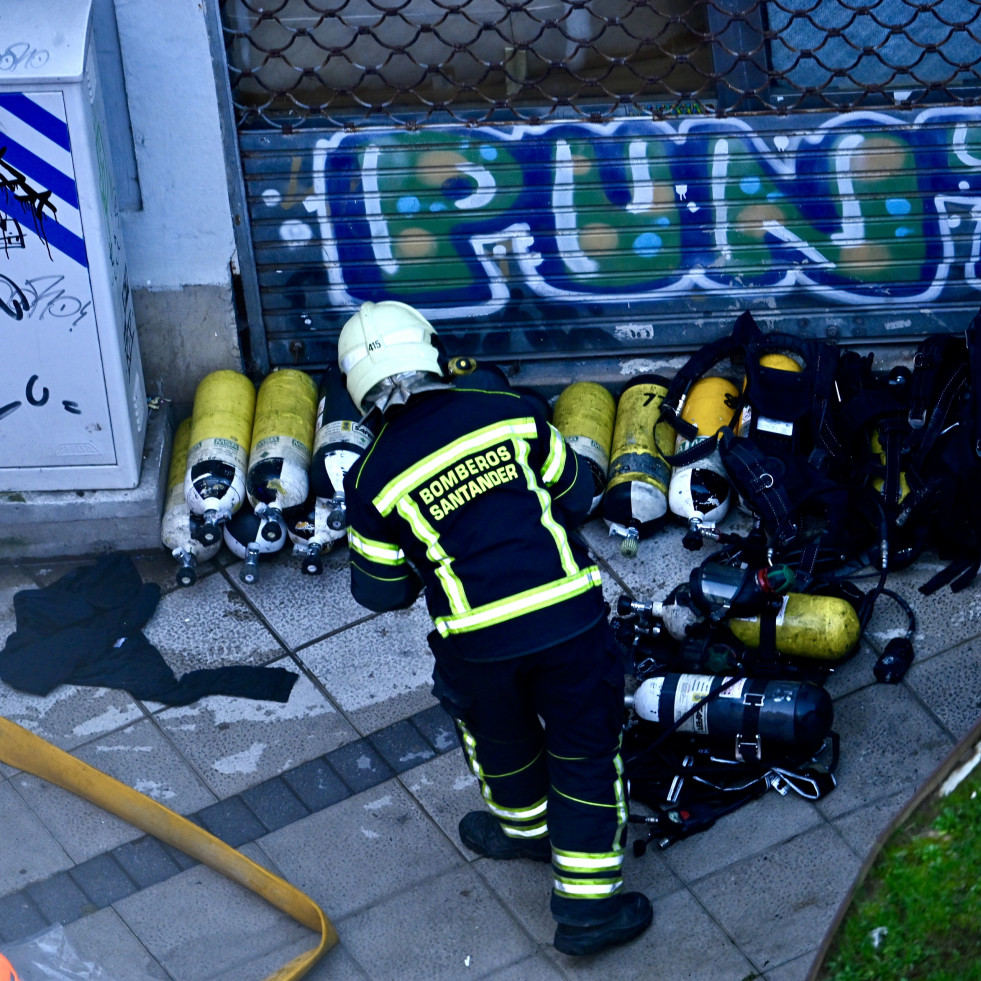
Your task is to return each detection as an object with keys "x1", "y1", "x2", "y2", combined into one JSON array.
[{"x1": 430, "y1": 618, "x2": 628, "y2": 926}]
